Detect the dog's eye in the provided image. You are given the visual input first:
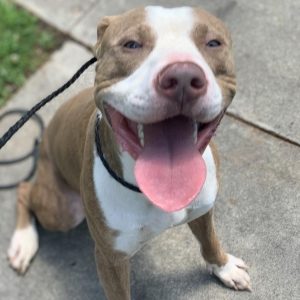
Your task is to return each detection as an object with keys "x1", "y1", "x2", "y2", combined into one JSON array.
[
  {"x1": 123, "y1": 41, "x2": 142, "y2": 49},
  {"x1": 206, "y1": 39, "x2": 222, "y2": 48}
]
